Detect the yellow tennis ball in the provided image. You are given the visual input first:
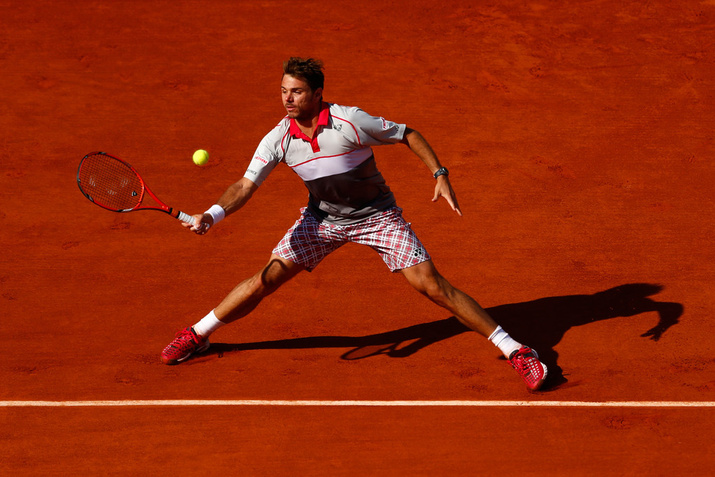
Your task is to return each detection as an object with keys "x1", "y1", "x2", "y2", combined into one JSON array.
[{"x1": 192, "y1": 149, "x2": 209, "y2": 166}]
